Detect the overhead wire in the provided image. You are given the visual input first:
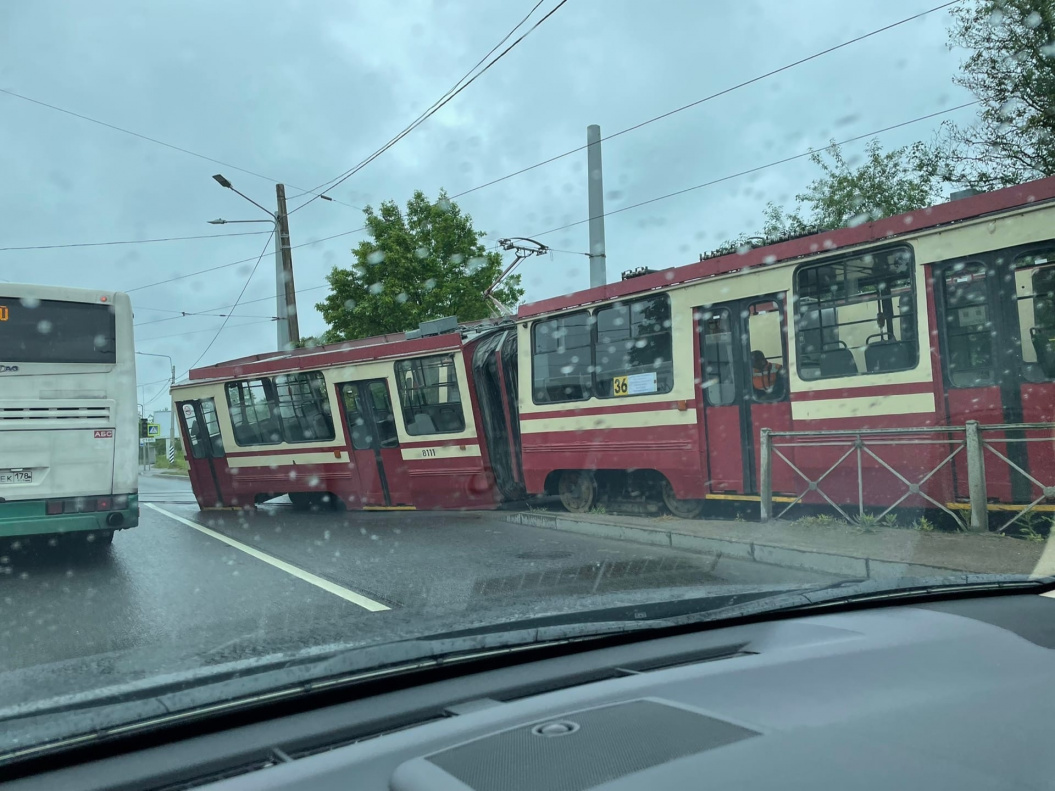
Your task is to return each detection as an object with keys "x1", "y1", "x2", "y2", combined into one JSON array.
[
  {"x1": 182, "y1": 231, "x2": 275, "y2": 377},
  {"x1": 450, "y1": 0, "x2": 963, "y2": 200},
  {"x1": 135, "y1": 285, "x2": 329, "y2": 317},
  {"x1": 134, "y1": 310, "x2": 279, "y2": 328},
  {"x1": 528, "y1": 101, "x2": 981, "y2": 239},
  {"x1": 0, "y1": 230, "x2": 271, "y2": 252},
  {"x1": 117, "y1": 1, "x2": 964, "y2": 325},
  {"x1": 124, "y1": 227, "x2": 364, "y2": 292},
  {"x1": 0, "y1": 86, "x2": 361, "y2": 211},
  {"x1": 136, "y1": 317, "x2": 277, "y2": 344},
  {"x1": 289, "y1": 0, "x2": 570, "y2": 214},
  {"x1": 287, "y1": 0, "x2": 546, "y2": 203}
]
